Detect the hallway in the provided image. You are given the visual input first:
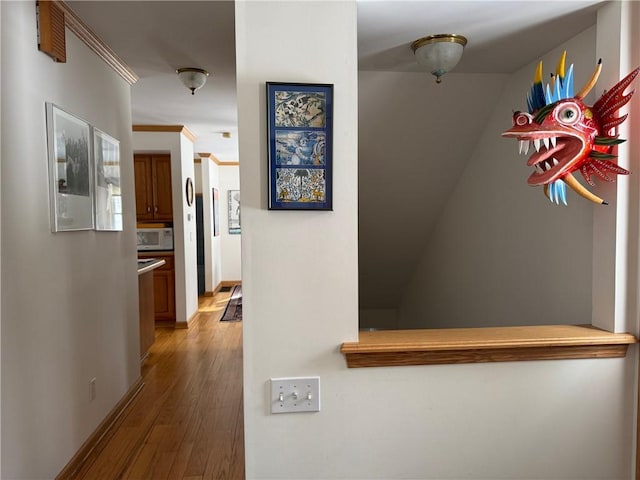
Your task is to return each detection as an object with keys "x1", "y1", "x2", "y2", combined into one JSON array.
[{"x1": 72, "y1": 291, "x2": 244, "y2": 479}]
